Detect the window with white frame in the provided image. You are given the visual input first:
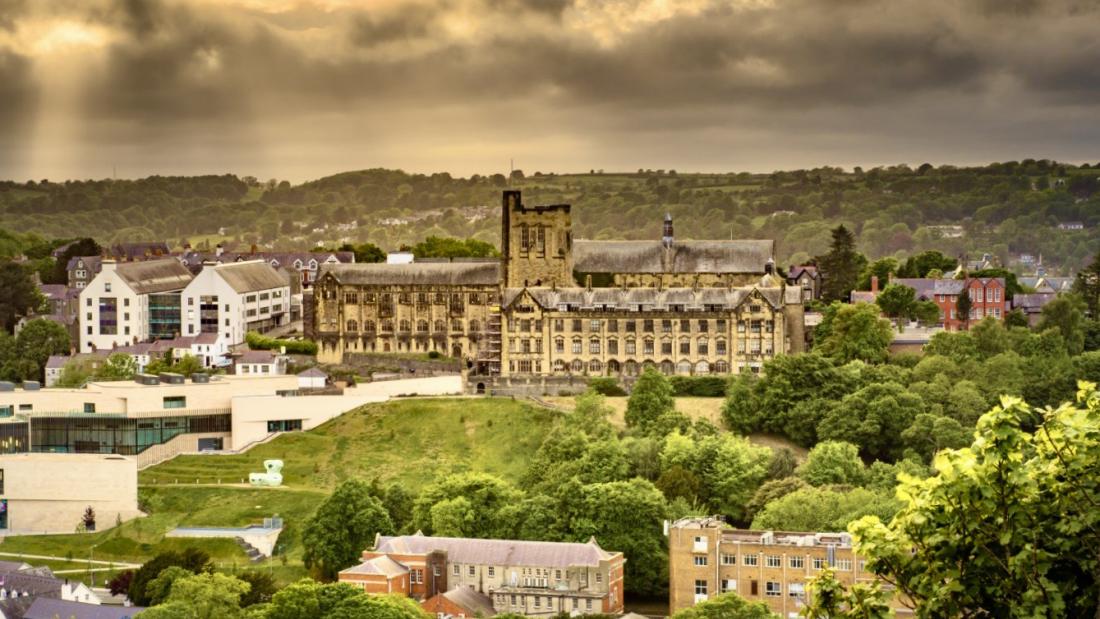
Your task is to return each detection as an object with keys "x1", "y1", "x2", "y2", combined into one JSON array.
[
  {"x1": 766, "y1": 581, "x2": 782, "y2": 596},
  {"x1": 744, "y1": 555, "x2": 758, "y2": 566}
]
